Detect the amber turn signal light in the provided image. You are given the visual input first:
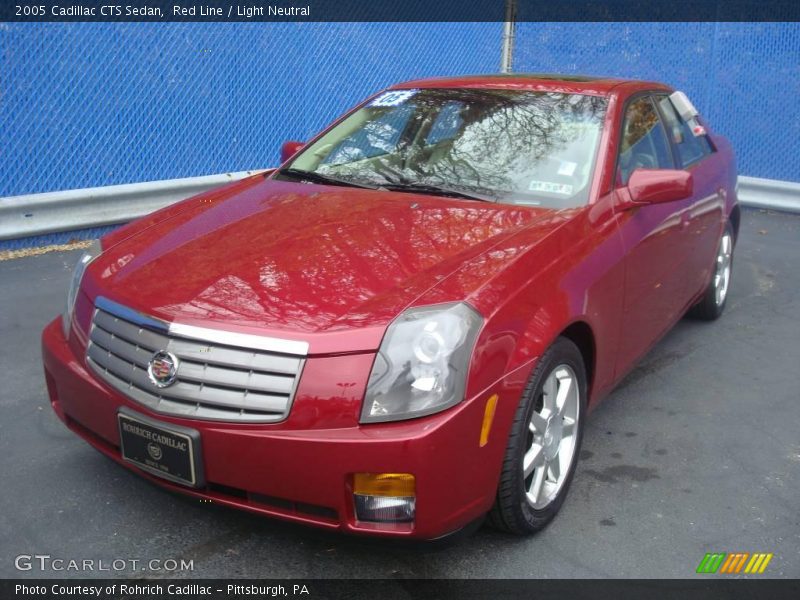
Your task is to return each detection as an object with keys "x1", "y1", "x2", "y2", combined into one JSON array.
[
  {"x1": 353, "y1": 473, "x2": 416, "y2": 523},
  {"x1": 353, "y1": 473, "x2": 415, "y2": 497}
]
